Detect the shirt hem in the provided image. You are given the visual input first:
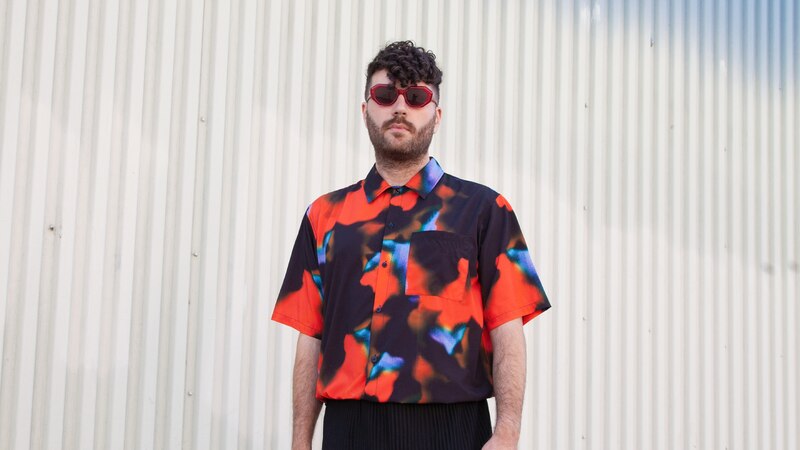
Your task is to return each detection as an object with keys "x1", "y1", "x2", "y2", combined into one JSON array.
[
  {"x1": 271, "y1": 312, "x2": 322, "y2": 338},
  {"x1": 485, "y1": 302, "x2": 551, "y2": 331}
]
